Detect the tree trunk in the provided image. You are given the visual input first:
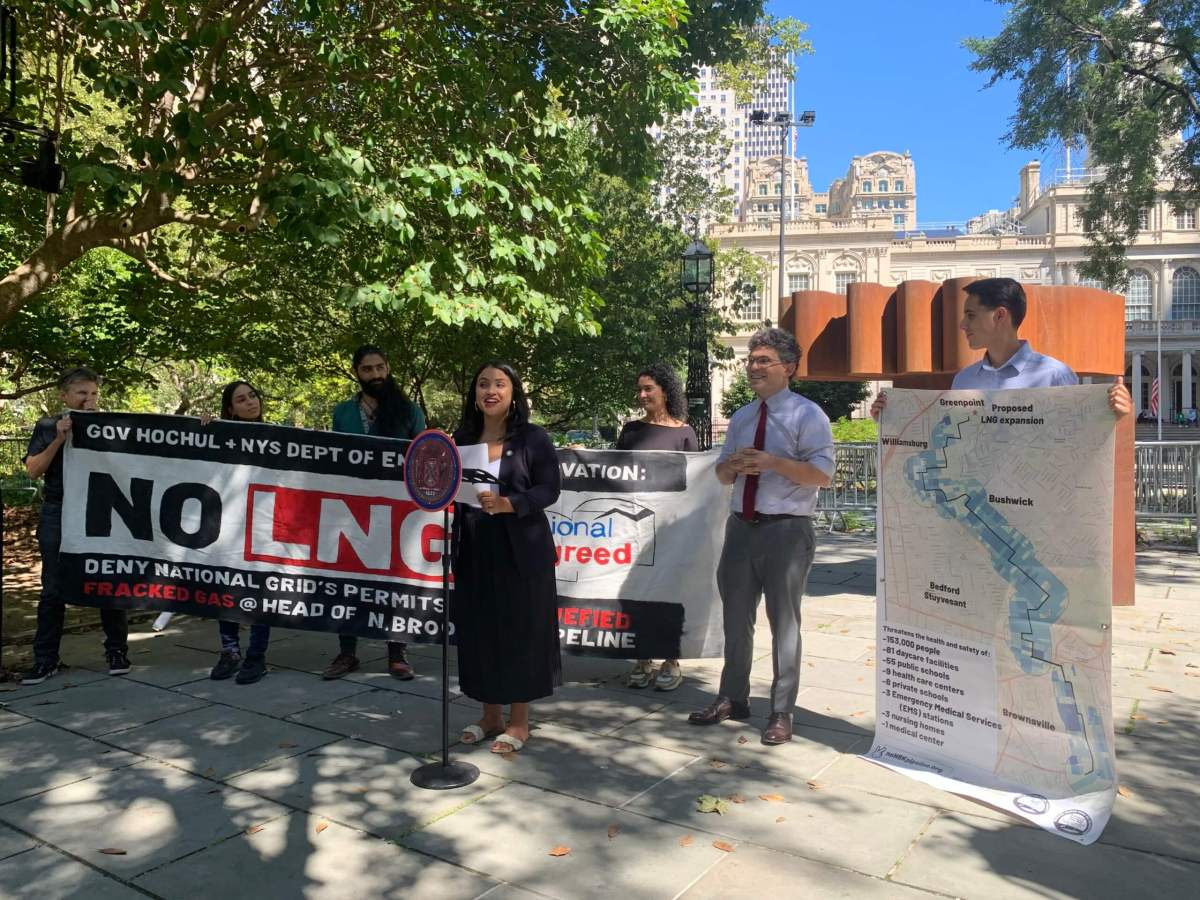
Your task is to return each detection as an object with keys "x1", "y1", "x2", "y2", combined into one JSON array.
[{"x1": 0, "y1": 210, "x2": 163, "y2": 327}]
